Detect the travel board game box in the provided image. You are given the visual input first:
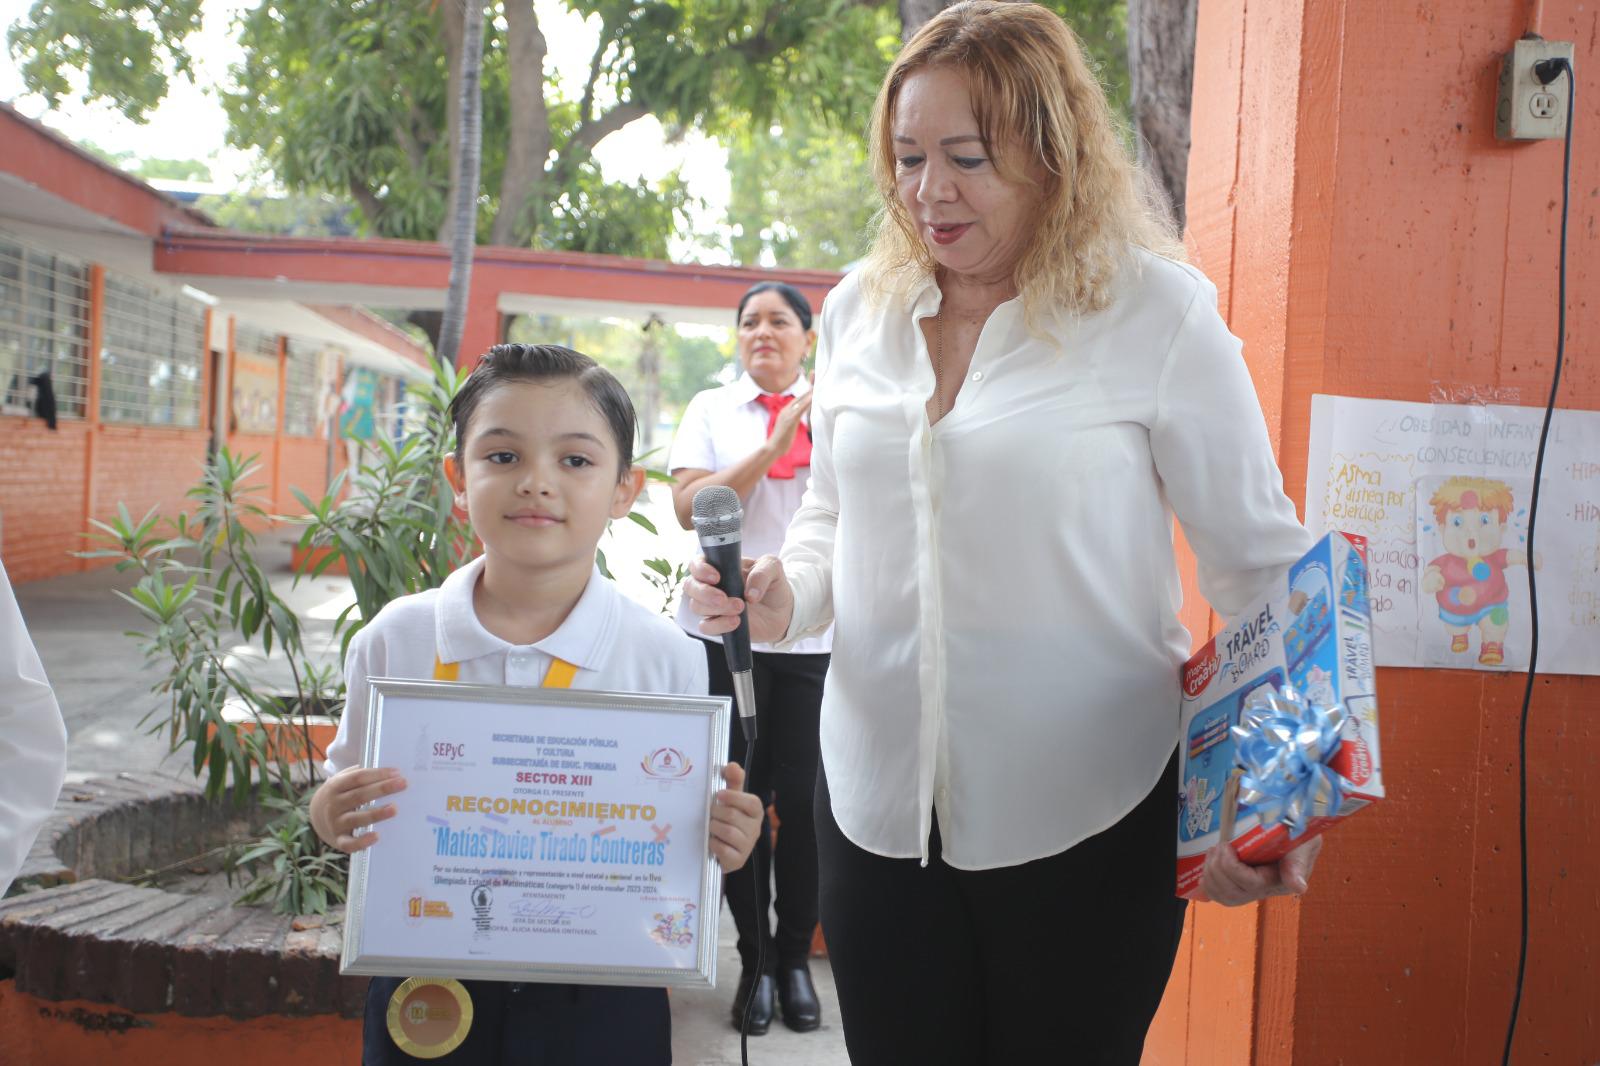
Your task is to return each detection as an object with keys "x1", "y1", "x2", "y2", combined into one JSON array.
[{"x1": 1176, "y1": 532, "x2": 1384, "y2": 900}]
